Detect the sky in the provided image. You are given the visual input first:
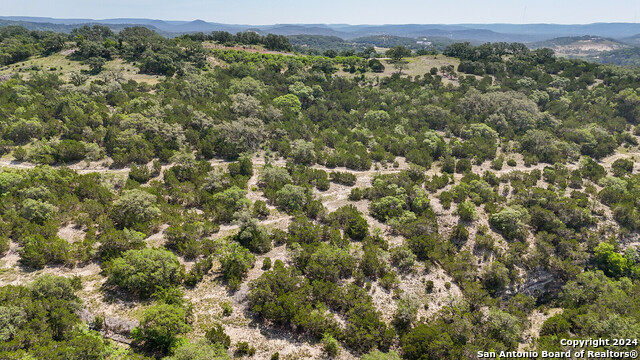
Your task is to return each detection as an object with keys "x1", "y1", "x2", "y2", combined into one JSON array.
[{"x1": 2, "y1": 0, "x2": 640, "y2": 25}]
